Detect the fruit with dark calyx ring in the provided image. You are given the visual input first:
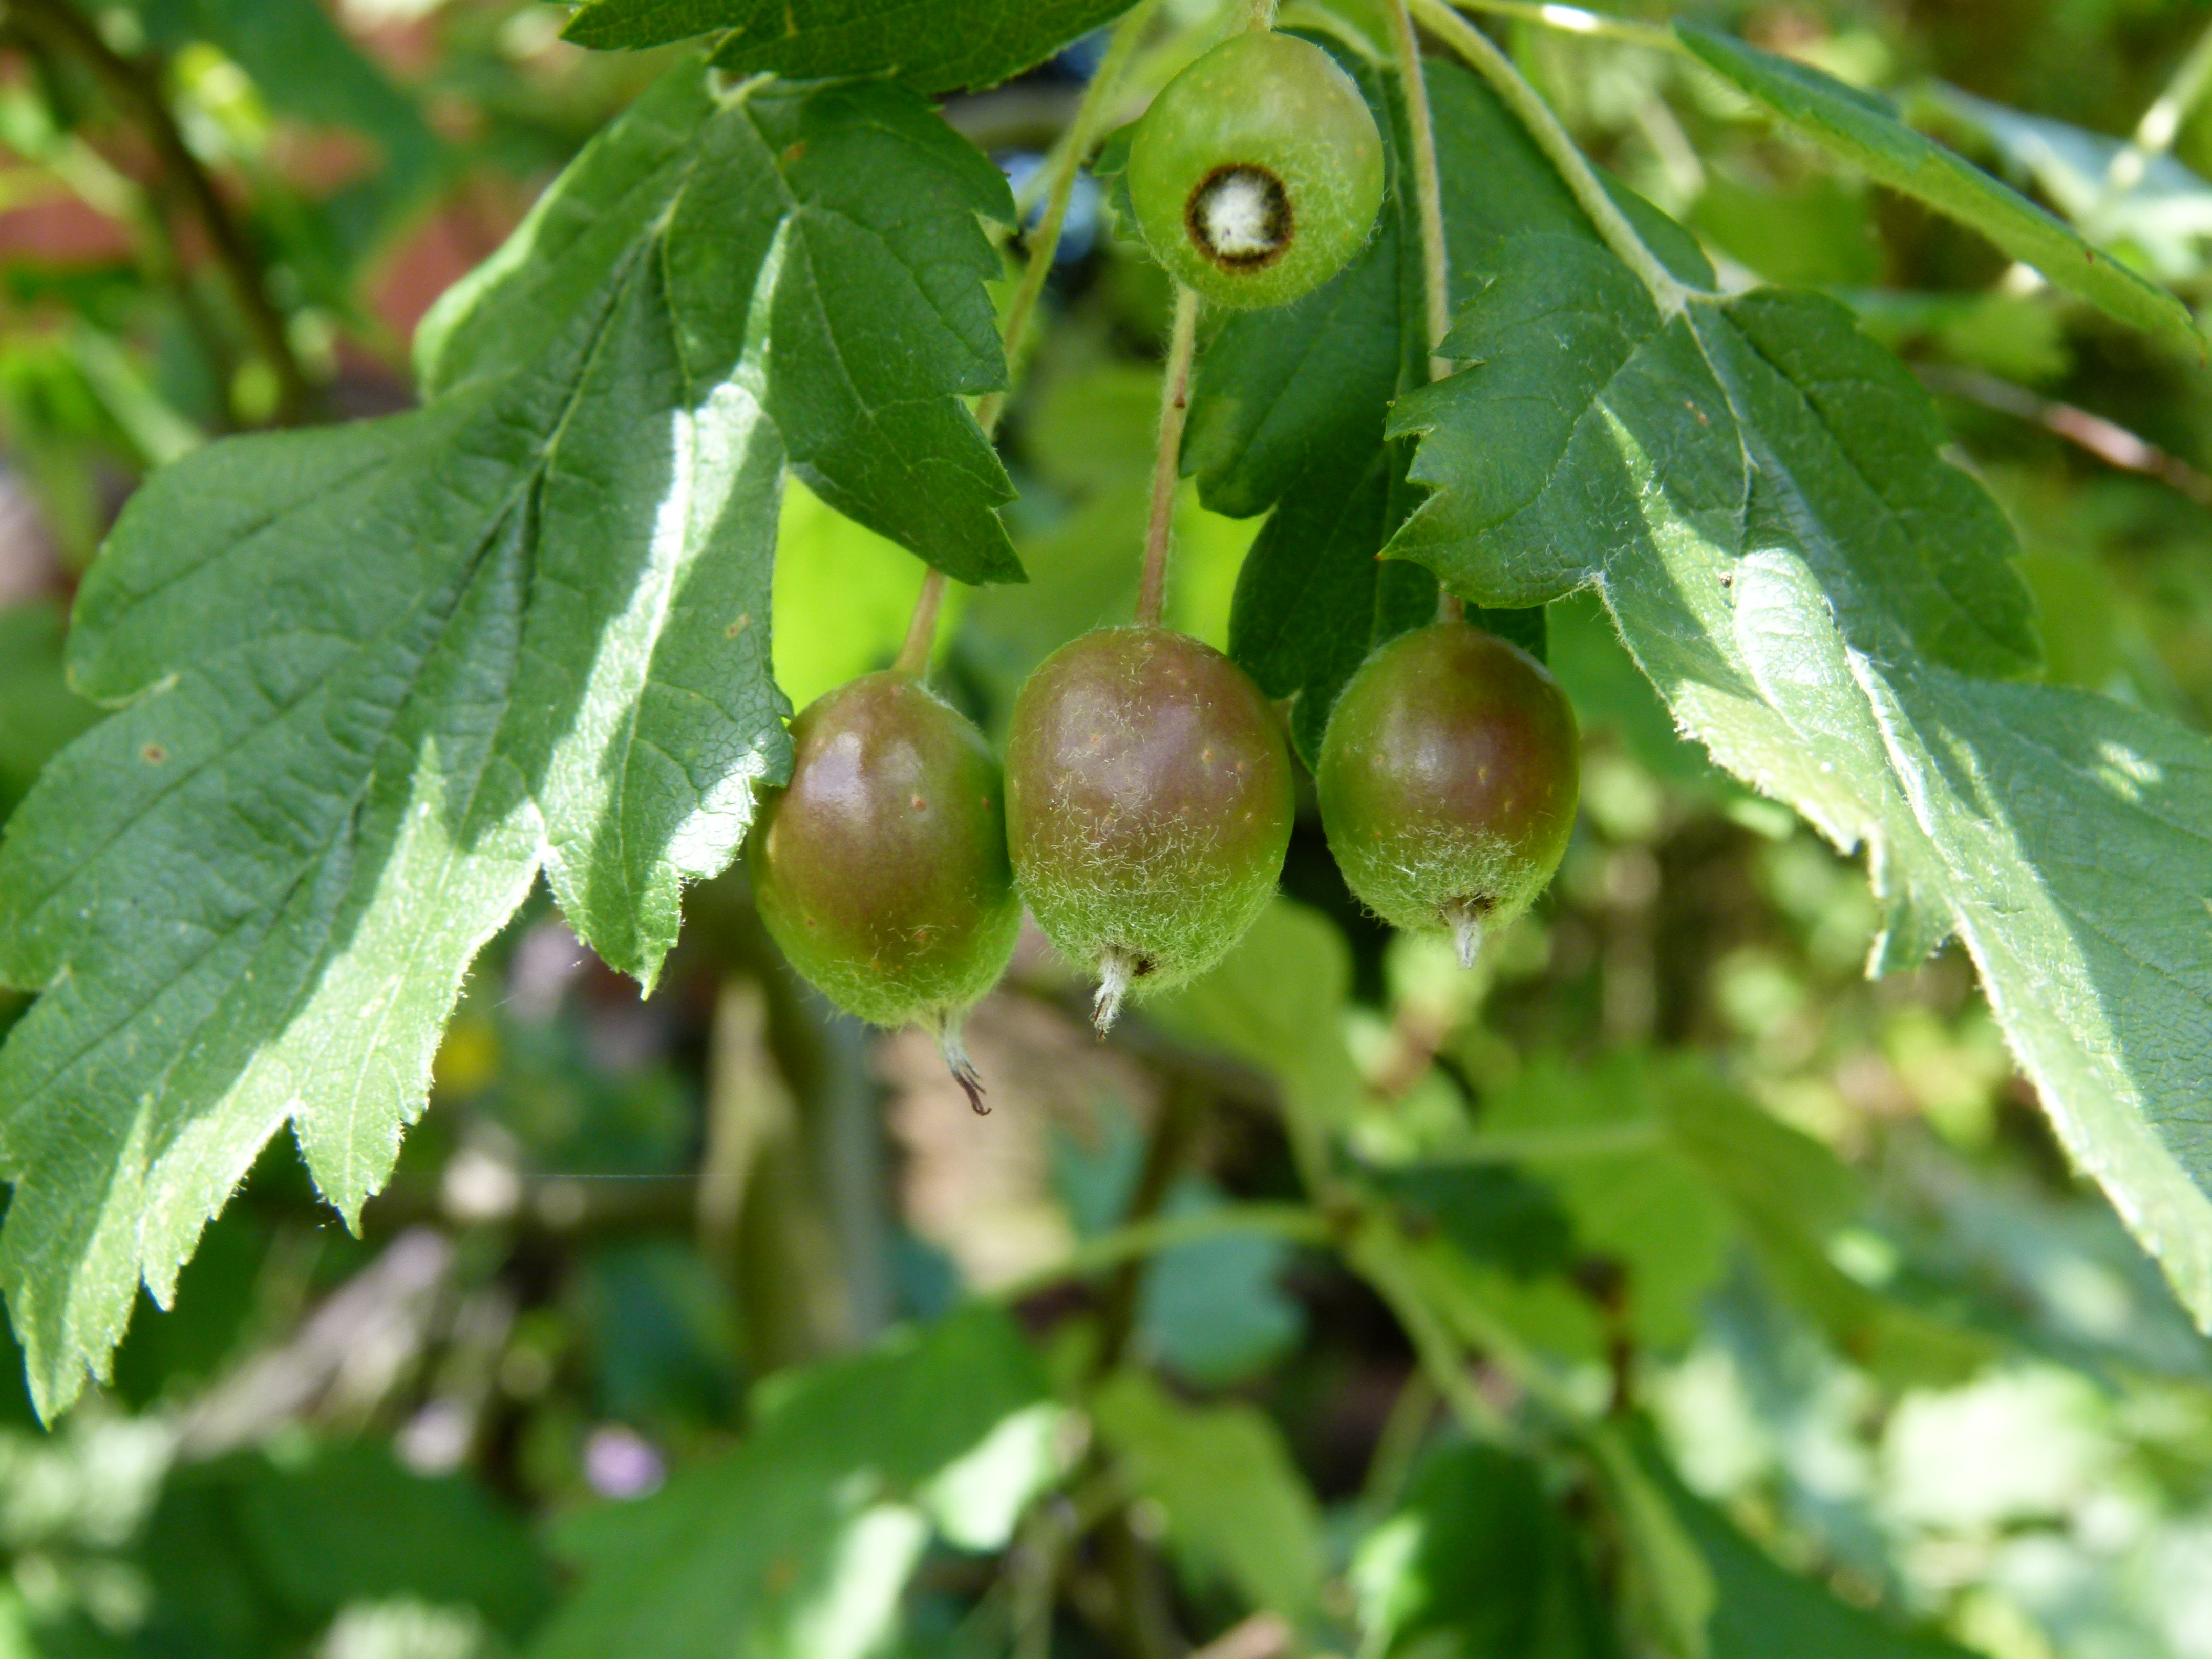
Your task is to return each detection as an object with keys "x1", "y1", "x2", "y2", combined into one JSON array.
[
  {"x1": 1006, "y1": 625, "x2": 1294, "y2": 1032},
  {"x1": 747, "y1": 670, "x2": 1020, "y2": 1112},
  {"x1": 1127, "y1": 29, "x2": 1385, "y2": 311},
  {"x1": 1317, "y1": 622, "x2": 1580, "y2": 968}
]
